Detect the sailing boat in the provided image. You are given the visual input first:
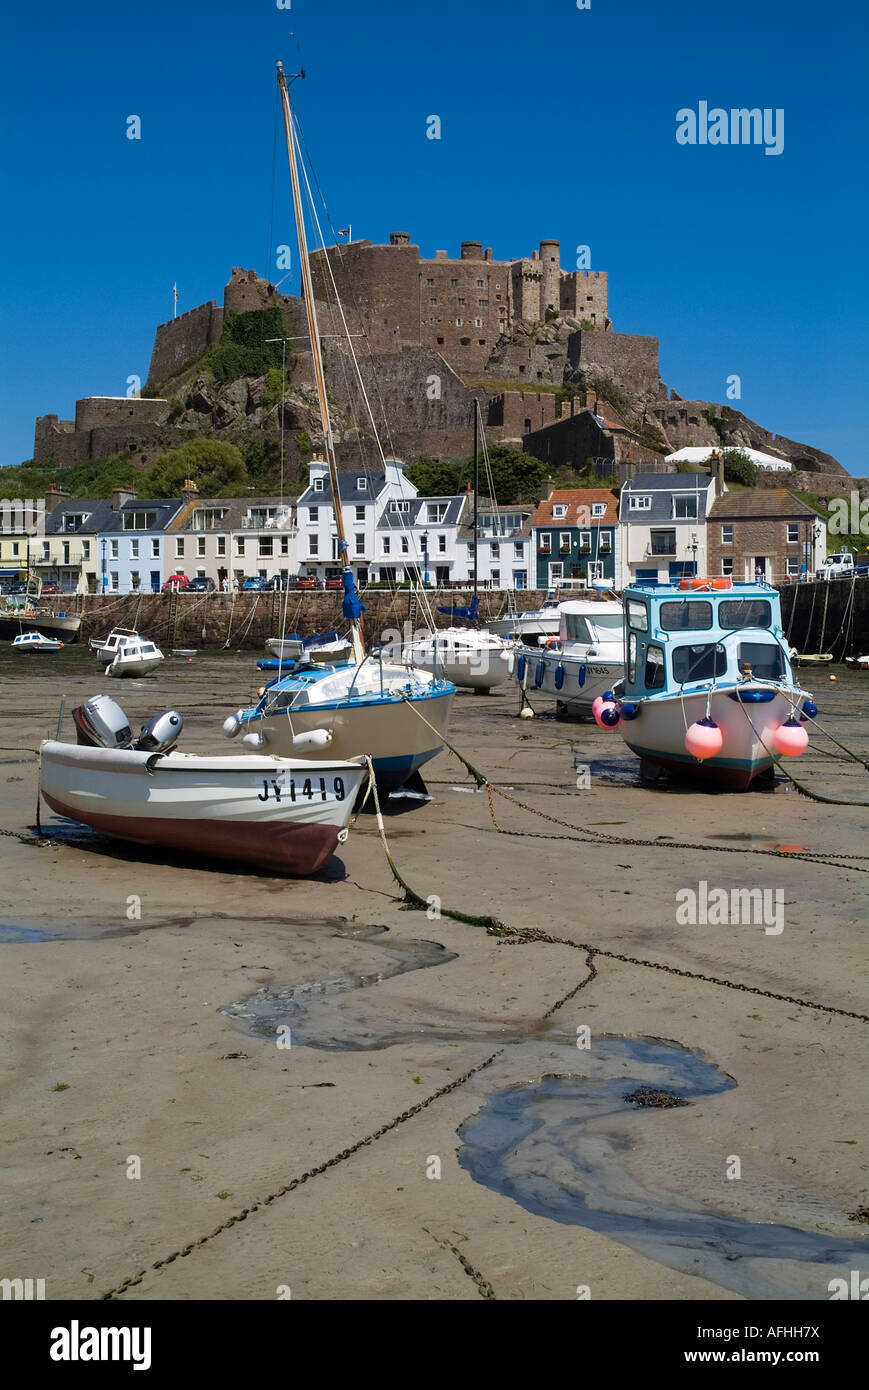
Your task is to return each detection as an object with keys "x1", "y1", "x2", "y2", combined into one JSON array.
[
  {"x1": 405, "y1": 401, "x2": 512, "y2": 692},
  {"x1": 223, "y1": 63, "x2": 454, "y2": 793}
]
